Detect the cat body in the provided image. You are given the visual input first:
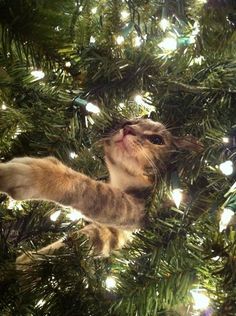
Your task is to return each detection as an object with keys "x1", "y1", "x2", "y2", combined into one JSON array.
[{"x1": 0, "y1": 118, "x2": 200, "y2": 263}]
